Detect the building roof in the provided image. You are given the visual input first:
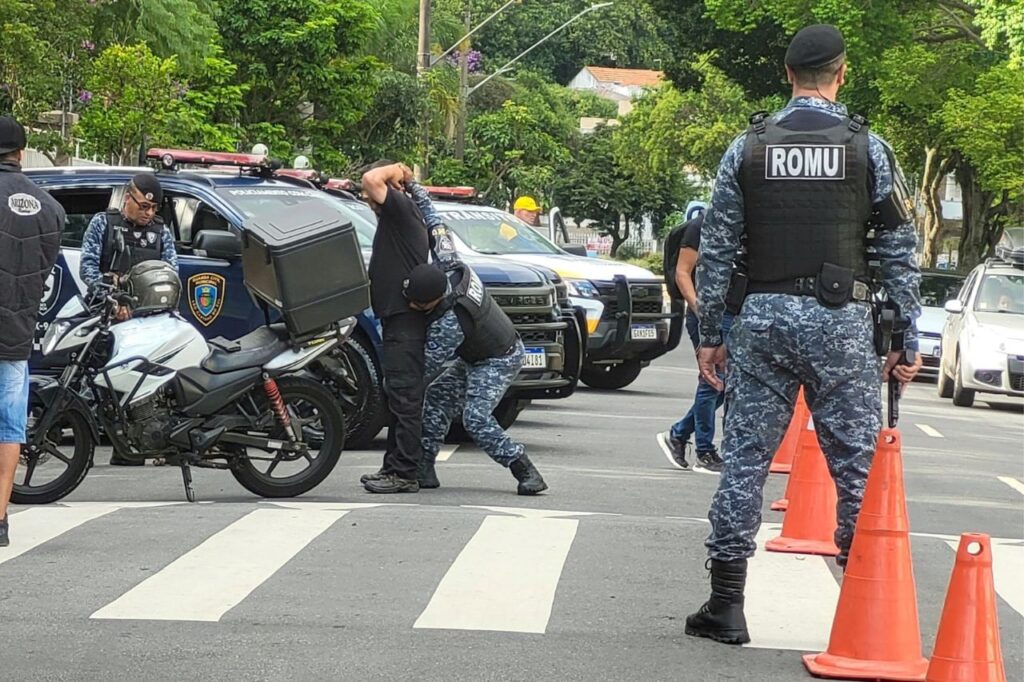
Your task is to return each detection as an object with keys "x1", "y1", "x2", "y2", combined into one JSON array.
[{"x1": 584, "y1": 67, "x2": 664, "y2": 87}]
